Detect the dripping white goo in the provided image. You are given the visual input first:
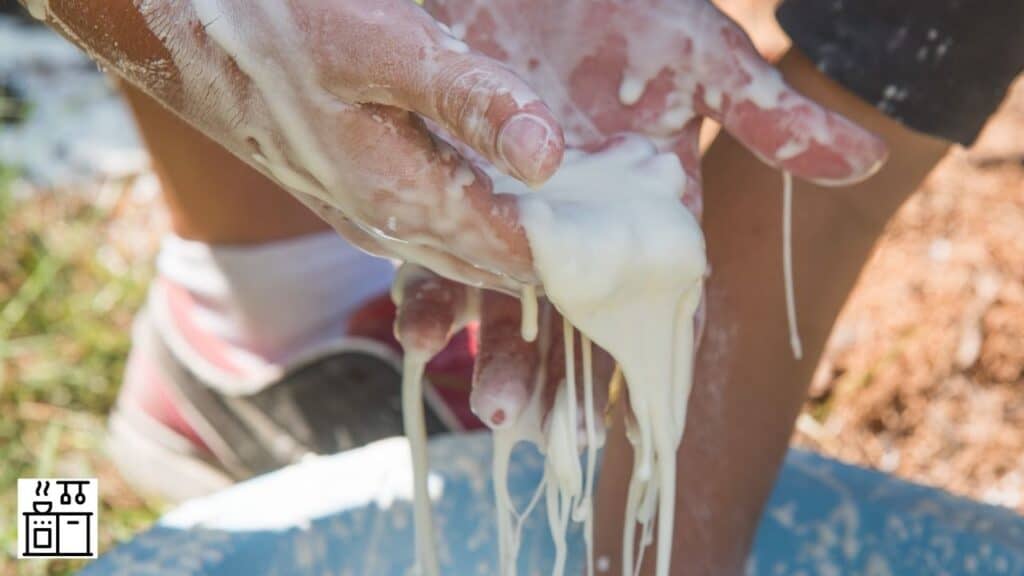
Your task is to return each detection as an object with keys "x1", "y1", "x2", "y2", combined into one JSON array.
[
  {"x1": 495, "y1": 135, "x2": 707, "y2": 576},
  {"x1": 392, "y1": 263, "x2": 479, "y2": 576},
  {"x1": 520, "y1": 285, "x2": 539, "y2": 342},
  {"x1": 401, "y1": 354, "x2": 440, "y2": 576},
  {"x1": 782, "y1": 171, "x2": 803, "y2": 360}
]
